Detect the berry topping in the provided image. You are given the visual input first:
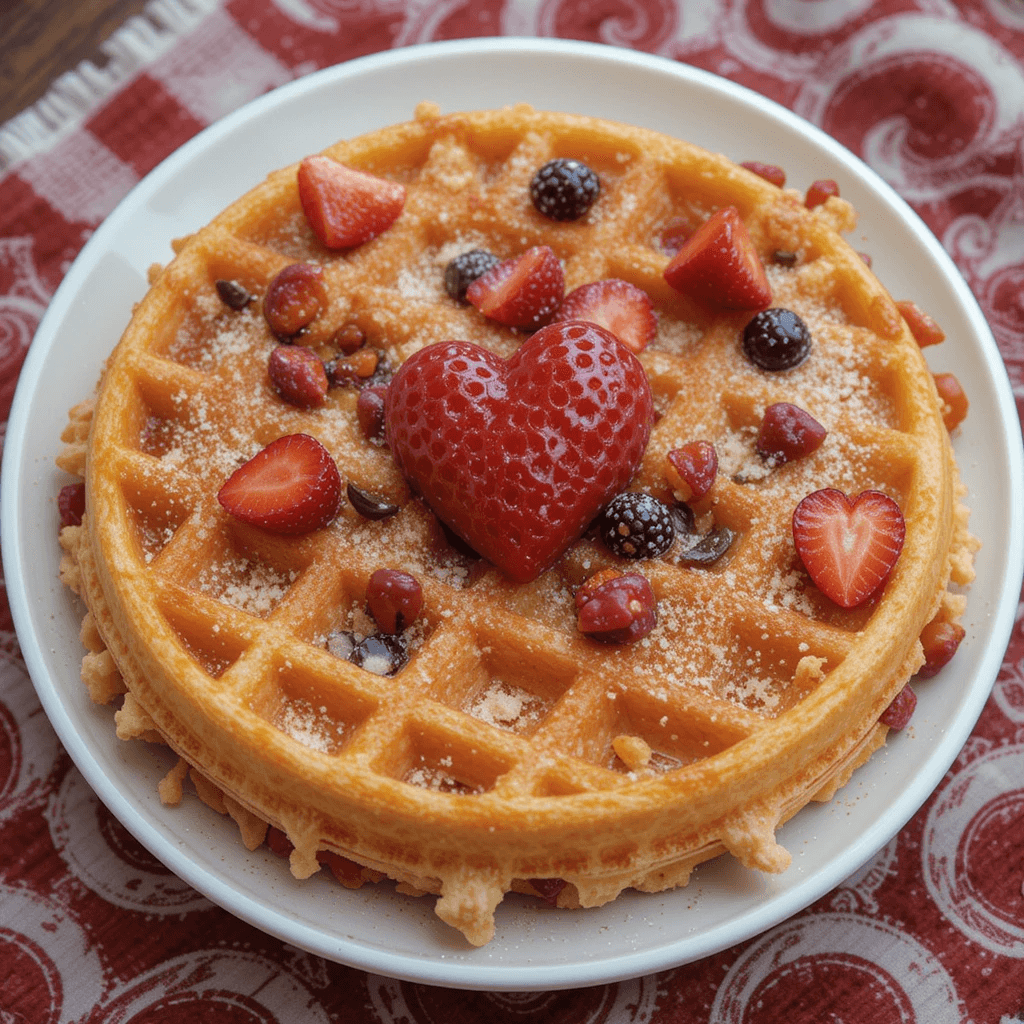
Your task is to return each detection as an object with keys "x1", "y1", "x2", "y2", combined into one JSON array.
[
  {"x1": 917, "y1": 620, "x2": 966, "y2": 678},
  {"x1": 264, "y1": 262, "x2": 326, "y2": 338},
  {"x1": 933, "y1": 372, "x2": 969, "y2": 431},
  {"x1": 350, "y1": 633, "x2": 409, "y2": 676},
  {"x1": 327, "y1": 347, "x2": 380, "y2": 388},
  {"x1": 366, "y1": 568, "x2": 423, "y2": 634},
  {"x1": 530, "y1": 158, "x2": 600, "y2": 221},
  {"x1": 385, "y1": 320, "x2": 653, "y2": 583},
  {"x1": 215, "y1": 279, "x2": 252, "y2": 310},
  {"x1": 598, "y1": 492, "x2": 675, "y2": 560},
  {"x1": 756, "y1": 402, "x2": 827, "y2": 465},
  {"x1": 58, "y1": 482, "x2": 86, "y2": 527},
  {"x1": 792, "y1": 488, "x2": 906, "y2": 608},
  {"x1": 268, "y1": 345, "x2": 328, "y2": 408},
  {"x1": 218, "y1": 433, "x2": 342, "y2": 535},
  {"x1": 356, "y1": 384, "x2": 388, "y2": 443},
  {"x1": 675, "y1": 526, "x2": 735, "y2": 566},
  {"x1": 466, "y1": 245, "x2": 564, "y2": 330},
  {"x1": 880, "y1": 684, "x2": 917, "y2": 730},
  {"x1": 806, "y1": 179, "x2": 840, "y2": 209},
  {"x1": 297, "y1": 155, "x2": 405, "y2": 249},
  {"x1": 897, "y1": 301, "x2": 945, "y2": 348},
  {"x1": 663, "y1": 206, "x2": 772, "y2": 311},
  {"x1": 576, "y1": 572, "x2": 657, "y2": 644},
  {"x1": 347, "y1": 482, "x2": 399, "y2": 521},
  {"x1": 743, "y1": 307, "x2": 812, "y2": 371},
  {"x1": 553, "y1": 279, "x2": 656, "y2": 354},
  {"x1": 740, "y1": 161, "x2": 786, "y2": 187},
  {"x1": 666, "y1": 441, "x2": 718, "y2": 501},
  {"x1": 331, "y1": 322, "x2": 367, "y2": 354},
  {"x1": 527, "y1": 878, "x2": 567, "y2": 906},
  {"x1": 444, "y1": 249, "x2": 501, "y2": 303}
]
